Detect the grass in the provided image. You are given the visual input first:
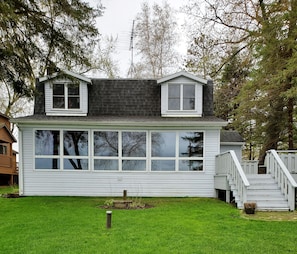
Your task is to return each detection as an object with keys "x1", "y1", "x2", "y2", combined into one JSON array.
[{"x1": 1, "y1": 187, "x2": 297, "y2": 254}]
